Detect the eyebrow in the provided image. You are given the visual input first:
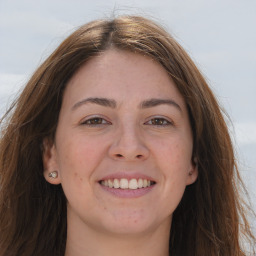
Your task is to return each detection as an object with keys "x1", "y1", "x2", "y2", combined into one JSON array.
[
  {"x1": 140, "y1": 98, "x2": 182, "y2": 111},
  {"x1": 72, "y1": 97, "x2": 116, "y2": 110},
  {"x1": 72, "y1": 97, "x2": 181, "y2": 112}
]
